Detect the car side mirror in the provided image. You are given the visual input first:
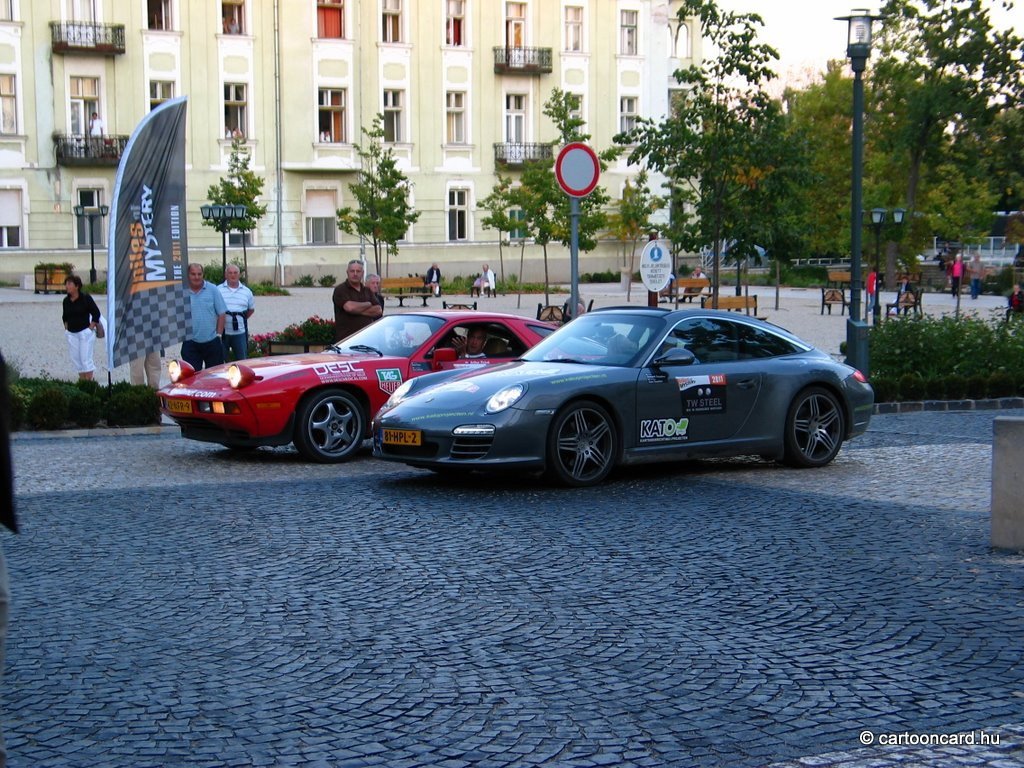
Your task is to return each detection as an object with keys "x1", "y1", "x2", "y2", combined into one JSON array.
[
  {"x1": 653, "y1": 347, "x2": 696, "y2": 367},
  {"x1": 432, "y1": 346, "x2": 457, "y2": 369}
]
